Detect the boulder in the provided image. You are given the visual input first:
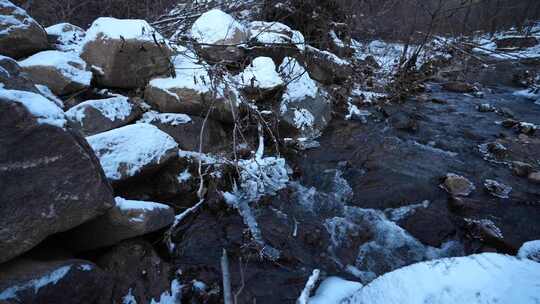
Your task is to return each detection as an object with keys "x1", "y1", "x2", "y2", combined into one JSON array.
[
  {"x1": 0, "y1": 87, "x2": 114, "y2": 264},
  {"x1": 343, "y1": 253, "x2": 540, "y2": 304},
  {"x1": 190, "y1": 9, "x2": 249, "y2": 64},
  {"x1": 65, "y1": 95, "x2": 142, "y2": 136},
  {"x1": 80, "y1": 17, "x2": 172, "y2": 89},
  {"x1": 278, "y1": 57, "x2": 331, "y2": 138},
  {"x1": 247, "y1": 21, "x2": 305, "y2": 64},
  {"x1": 19, "y1": 50, "x2": 92, "y2": 96},
  {"x1": 97, "y1": 240, "x2": 173, "y2": 303},
  {"x1": 144, "y1": 51, "x2": 239, "y2": 123},
  {"x1": 0, "y1": 259, "x2": 110, "y2": 303},
  {"x1": 0, "y1": 55, "x2": 40, "y2": 92},
  {"x1": 138, "y1": 111, "x2": 230, "y2": 153},
  {"x1": 441, "y1": 81, "x2": 475, "y2": 93},
  {"x1": 483, "y1": 179, "x2": 512, "y2": 199},
  {"x1": 528, "y1": 172, "x2": 540, "y2": 184},
  {"x1": 237, "y1": 56, "x2": 285, "y2": 101},
  {"x1": 86, "y1": 123, "x2": 179, "y2": 183},
  {"x1": 64, "y1": 197, "x2": 175, "y2": 251},
  {"x1": 495, "y1": 36, "x2": 538, "y2": 50},
  {"x1": 0, "y1": 0, "x2": 48, "y2": 59},
  {"x1": 45, "y1": 23, "x2": 85, "y2": 52},
  {"x1": 441, "y1": 173, "x2": 476, "y2": 196},
  {"x1": 304, "y1": 46, "x2": 352, "y2": 85}
]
